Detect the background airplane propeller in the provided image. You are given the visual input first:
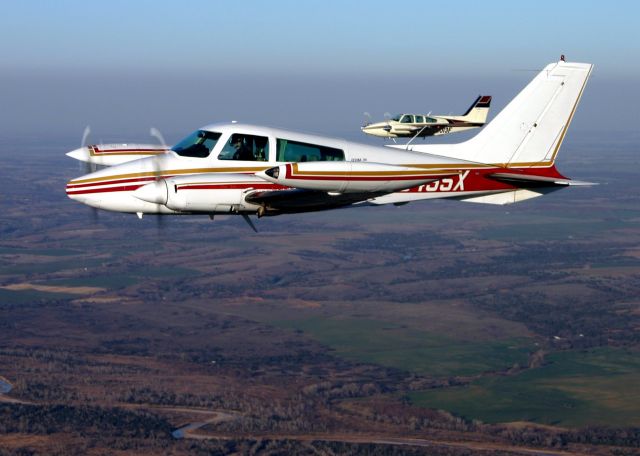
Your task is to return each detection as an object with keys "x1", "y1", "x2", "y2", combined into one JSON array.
[{"x1": 362, "y1": 112, "x2": 372, "y2": 127}]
